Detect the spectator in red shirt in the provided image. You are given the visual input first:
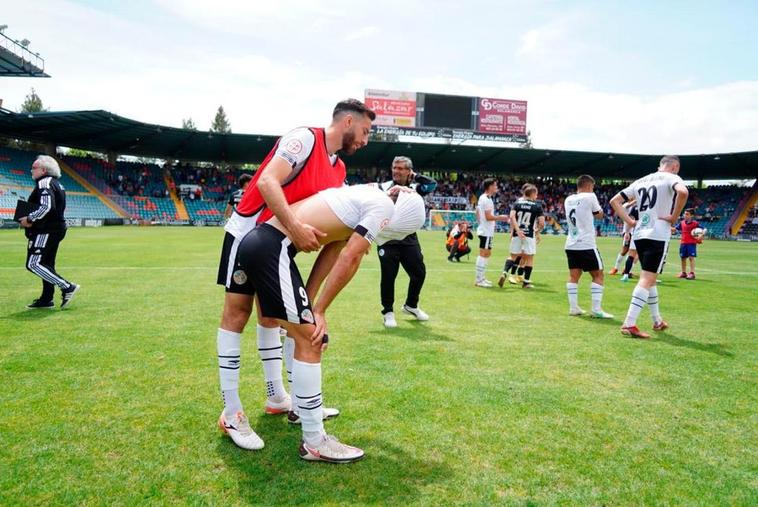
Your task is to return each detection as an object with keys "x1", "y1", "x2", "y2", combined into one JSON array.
[{"x1": 674, "y1": 208, "x2": 703, "y2": 279}]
